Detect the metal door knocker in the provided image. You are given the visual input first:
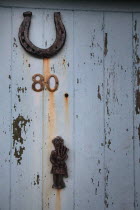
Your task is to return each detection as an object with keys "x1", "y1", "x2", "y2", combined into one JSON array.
[
  {"x1": 50, "y1": 136, "x2": 69, "y2": 189},
  {"x1": 18, "y1": 11, "x2": 66, "y2": 58}
]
